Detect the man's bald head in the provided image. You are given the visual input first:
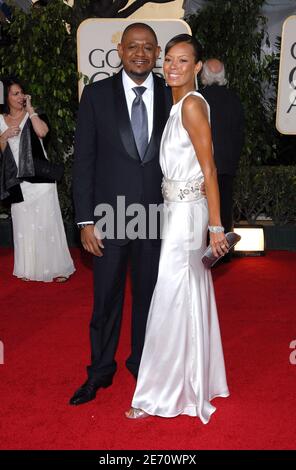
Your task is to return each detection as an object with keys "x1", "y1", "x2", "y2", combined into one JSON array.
[
  {"x1": 206, "y1": 59, "x2": 224, "y2": 74},
  {"x1": 201, "y1": 58, "x2": 227, "y2": 86}
]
